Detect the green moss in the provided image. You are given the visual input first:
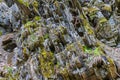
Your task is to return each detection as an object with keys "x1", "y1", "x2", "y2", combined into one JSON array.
[
  {"x1": 34, "y1": 16, "x2": 41, "y2": 21},
  {"x1": 44, "y1": 34, "x2": 49, "y2": 39},
  {"x1": 88, "y1": 7, "x2": 99, "y2": 14},
  {"x1": 83, "y1": 46, "x2": 103, "y2": 56},
  {"x1": 27, "y1": 34, "x2": 44, "y2": 50},
  {"x1": 29, "y1": 34, "x2": 38, "y2": 42},
  {"x1": 32, "y1": 0, "x2": 39, "y2": 8},
  {"x1": 93, "y1": 47, "x2": 103, "y2": 56},
  {"x1": 0, "y1": 31, "x2": 2, "y2": 36},
  {"x1": 59, "y1": 26, "x2": 67, "y2": 34},
  {"x1": 83, "y1": 46, "x2": 93, "y2": 54},
  {"x1": 102, "y1": 4, "x2": 112, "y2": 12},
  {"x1": 59, "y1": 68, "x2": 69, "y2": 79},
  {"x1": 17, "y1": 0, "x2": 29, "y2": 7},
  {"x1": 39, "y1": 49, "x2": 55, "y2": 78},
  {"x1": 98, "y1": 17, "x2": 107, "y2": 24},
  {"x1": 3, "y1": 66, "x2": 15, "y2": 80},
  {"x1": 66, "y1": 43, "x2": 76, "y2": 51},
  {"x1": 17, "y1": 0, "x2": 39, "y2": 8},
  {"x1": 0, "y1": 0, "x2": 2, "y2": 2},
  {"x1": 24, "y1": 21, "x2": 36, "y2": 28},
  {"x1": 80, "y1": 14, "x2": 94, "y2": 35},
  {"x1": 4, "y1": 66, "x2": 13, "y2": 74}
]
